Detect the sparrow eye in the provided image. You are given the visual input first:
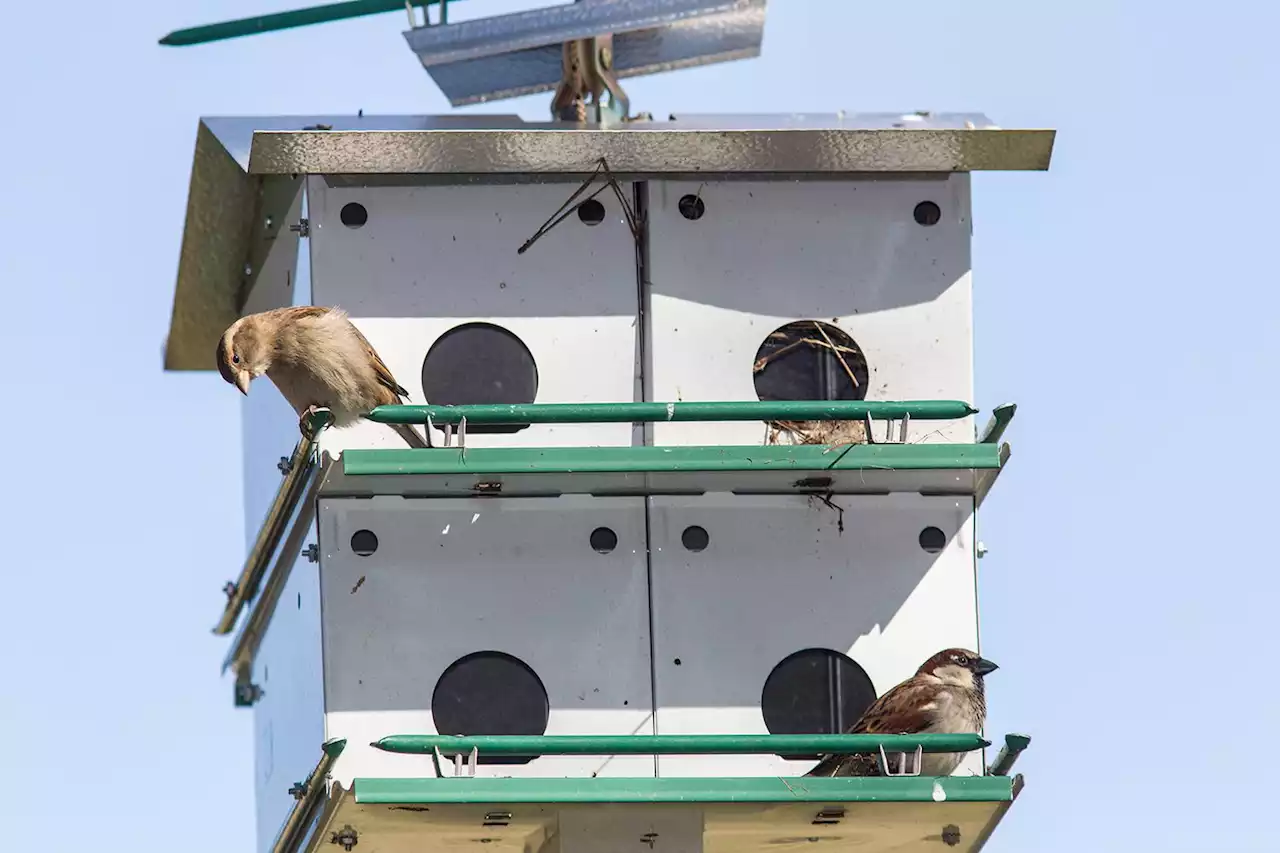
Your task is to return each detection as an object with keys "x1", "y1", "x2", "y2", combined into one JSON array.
[
  {"x1": 954, "y1": 654, "x2": 969, "y2": 666},
  {"x1": 232, "y1": 354, "x2": 240, "y2": 364}
]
